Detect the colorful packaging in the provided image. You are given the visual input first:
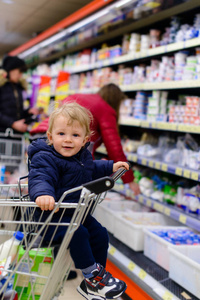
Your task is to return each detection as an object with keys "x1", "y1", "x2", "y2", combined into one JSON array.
[{"x1": 14, "y1": 247, "x2": 53, "y2": 300}]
